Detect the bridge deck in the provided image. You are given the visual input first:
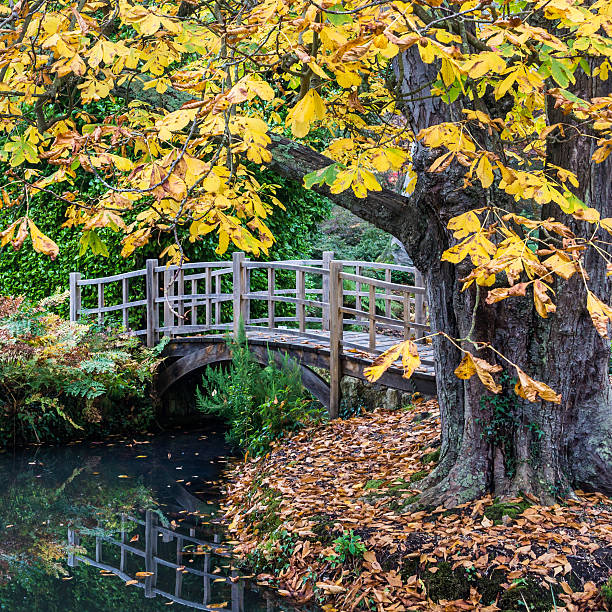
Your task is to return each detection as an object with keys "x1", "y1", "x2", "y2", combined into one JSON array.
[{"x1": 164, "y1": 328, "x2": 437, "y2": 399}]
